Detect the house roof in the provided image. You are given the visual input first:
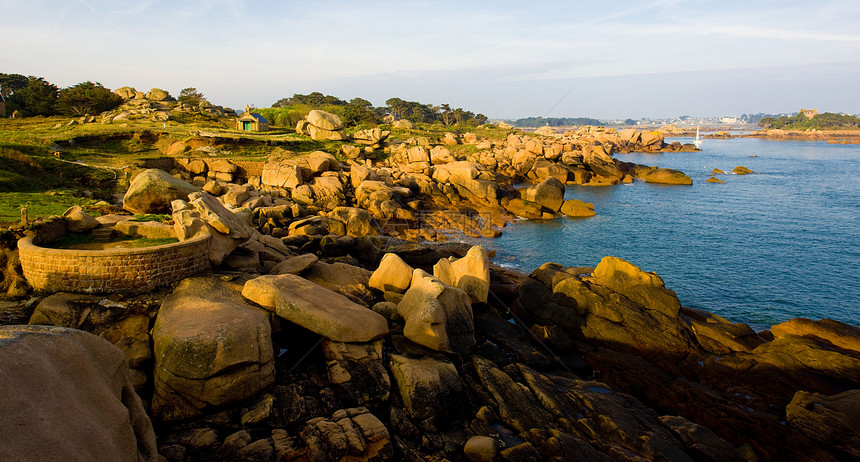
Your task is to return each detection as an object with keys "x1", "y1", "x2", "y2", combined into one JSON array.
[{"x1": 238, "y1": 111, "x2": 268, "y2": 123}]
